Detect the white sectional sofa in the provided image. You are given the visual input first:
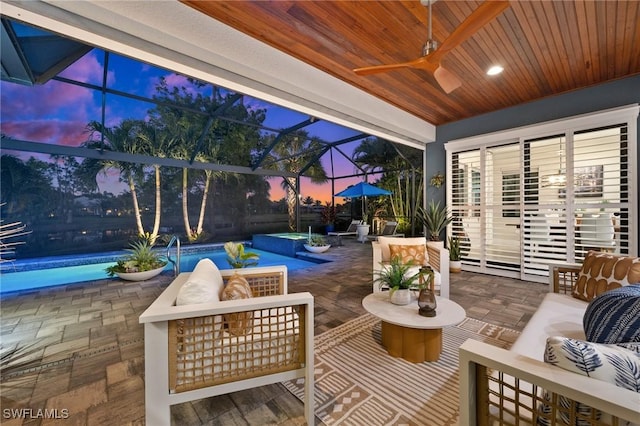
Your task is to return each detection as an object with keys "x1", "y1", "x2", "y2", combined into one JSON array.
[
  {"x1": 139, "y1": 261, "x2": 314, "y2": 426},
  {"x1": 459, "y1": 252, "x2": 640, "y2": 426}
]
